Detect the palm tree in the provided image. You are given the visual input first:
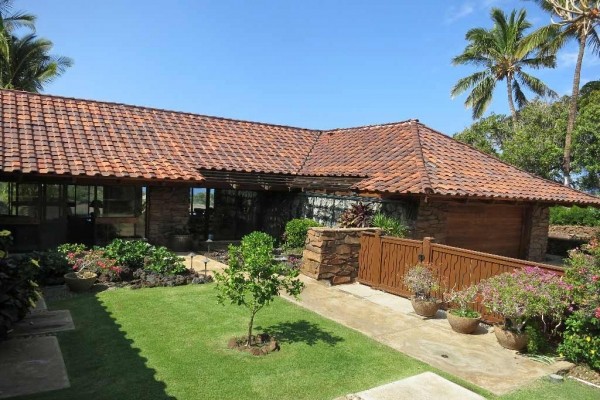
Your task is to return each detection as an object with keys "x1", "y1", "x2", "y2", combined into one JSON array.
[
  {"x1": 0, "y1": 33, "x2": 72, "y2": 92},
  {"x1": 451, "y1": 8, "x2": 557, "y2": 126},
  {"x1": 0, "y1": 0, "x2": 72, "y2": 92},
  {"x1": 533, "y1": 1, "x2": 600, "y2": 186}
]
